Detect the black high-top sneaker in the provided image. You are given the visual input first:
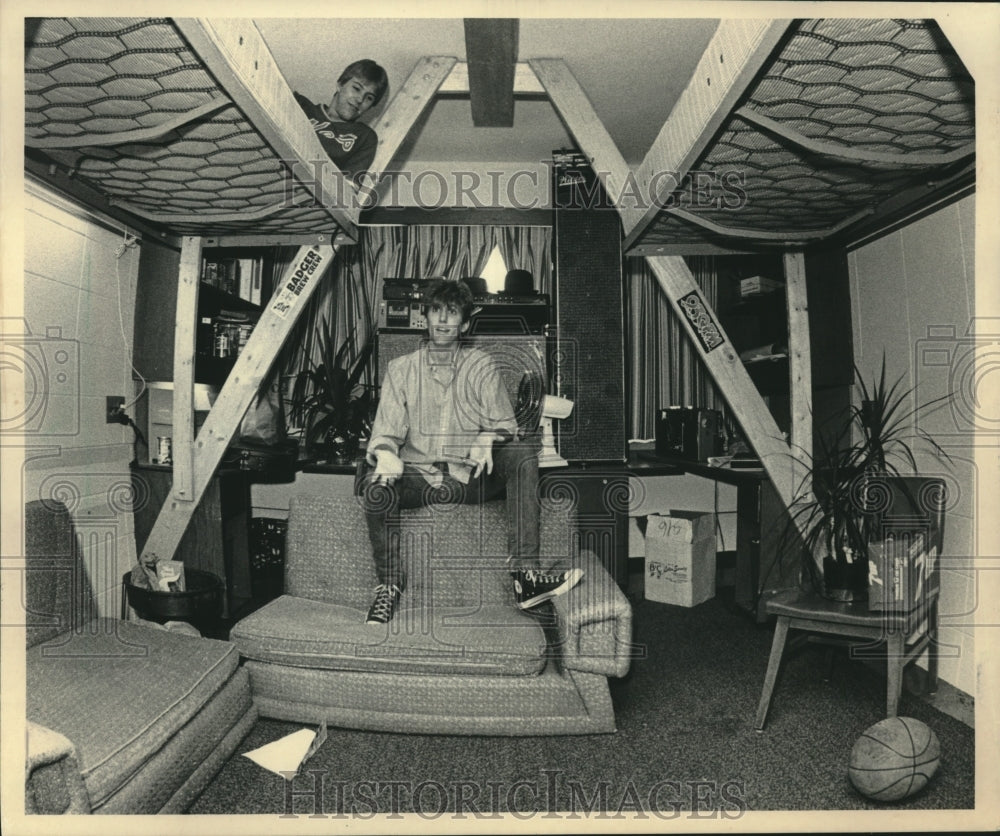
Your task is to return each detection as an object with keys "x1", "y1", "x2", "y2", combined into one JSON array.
[
  {"x1": 511, "y1": 567, "x2": 584, "y2": 609},
  {"x1": 365, "y1": 583, "x2": 402, "y2": 624}
]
